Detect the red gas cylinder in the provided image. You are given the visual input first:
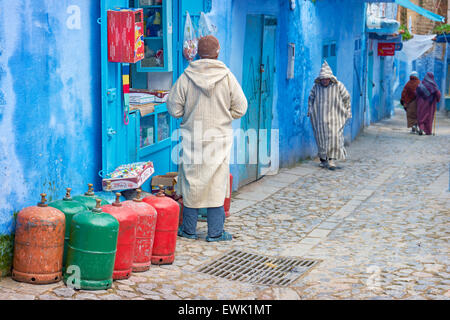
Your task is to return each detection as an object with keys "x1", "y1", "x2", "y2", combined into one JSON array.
[
  {"x1": 101, "y1": 193, "x2": 138, "y2": 279},
  {"x1": 12, "y1": 194, "x2": 65, "y2": 284},
  {"x1": 142, "y1": 186, "x2": 179, "y2": 265},
  {"x1": 177, "y1": 197, "x2": 184, "y2": 227},
  {"x1": 121, "y1": 189, "x2": 157, "y2": 272},
  {"x1": 224, "y1": 174, "x2": 233, "y2": 218}
]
